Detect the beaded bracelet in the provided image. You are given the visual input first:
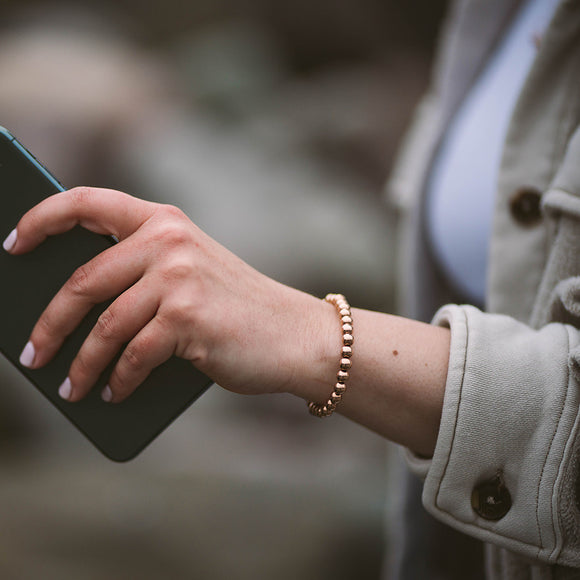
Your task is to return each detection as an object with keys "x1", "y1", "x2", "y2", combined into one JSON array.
[{"x1": 308, "y1": 293, "x2": 353, "y2": 417}]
